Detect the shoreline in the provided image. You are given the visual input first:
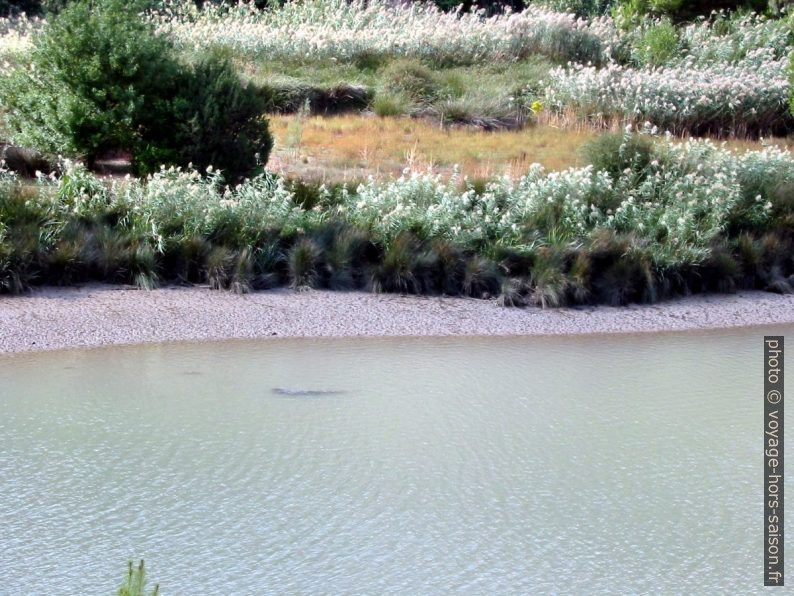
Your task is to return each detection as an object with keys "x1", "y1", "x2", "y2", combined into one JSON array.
[{"x1": 2, "y1": 284, "x2": 794, "y2": 354}]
